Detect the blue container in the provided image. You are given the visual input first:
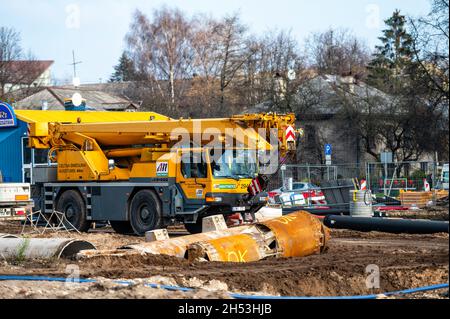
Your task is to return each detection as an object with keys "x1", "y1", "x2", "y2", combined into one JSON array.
[
  {"x1": 64, "y1": 99, "x2": 86, "y2": 111},
  {"x1": 0, "y1": 102, "x2": 28, "y2": 182}
]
